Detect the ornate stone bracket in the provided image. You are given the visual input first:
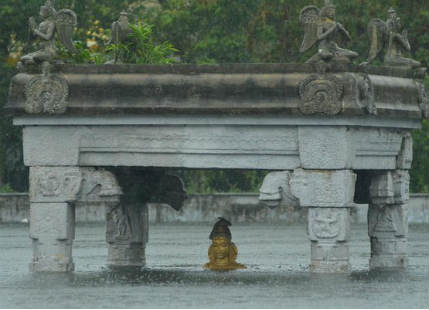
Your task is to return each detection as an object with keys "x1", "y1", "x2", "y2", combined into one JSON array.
[
  {"x1": 298, "y1": 74, "x2": 344, "y2": 115},
  {"x1": 24, "y1": 70, "x2": 69, "y2": 115},
  {"x1": 258, "y1": 171, "x2": 299, "y2": 209}
]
